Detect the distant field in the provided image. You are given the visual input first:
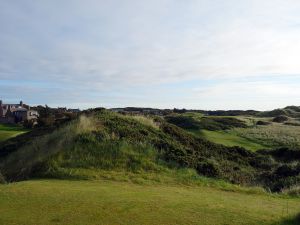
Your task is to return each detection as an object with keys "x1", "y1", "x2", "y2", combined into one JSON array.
[
  {"x1": 196, "y1": 129, "x2": 269, "y2": 151},
  {"x1": 234, "y1": 123, "x2": 300, "y2": 149},
  {"x1": 0, "y1": 179, "x2": 299, "y2": 225},
  {"x1": 0, "y1": 124, "x2": 28, "y2": 142},
  {"x1": 183, "y1": 113, "x2": 300, "y2": 151}
]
